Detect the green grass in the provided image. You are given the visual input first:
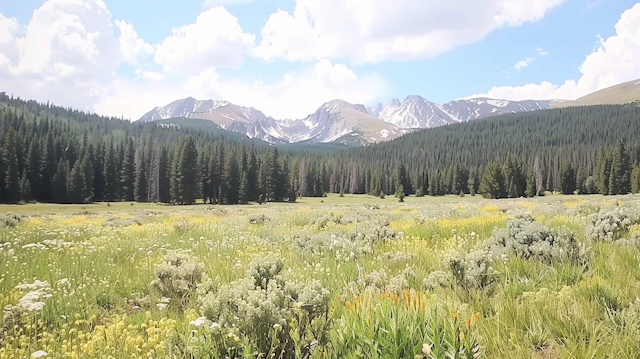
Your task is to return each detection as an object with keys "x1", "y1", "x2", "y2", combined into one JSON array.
[{"x1": 1, "y1": 194, "x2": 640, "y2": 358}]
